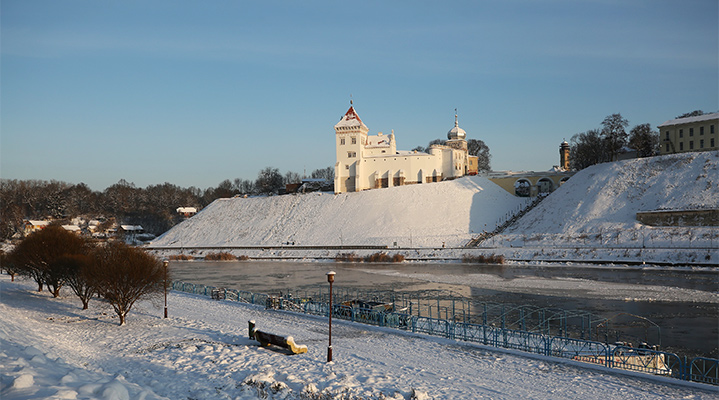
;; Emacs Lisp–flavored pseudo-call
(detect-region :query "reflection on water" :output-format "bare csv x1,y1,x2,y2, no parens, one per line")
169,260,718,358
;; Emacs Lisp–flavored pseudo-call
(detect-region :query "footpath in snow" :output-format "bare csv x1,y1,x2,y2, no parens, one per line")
2,275,717,400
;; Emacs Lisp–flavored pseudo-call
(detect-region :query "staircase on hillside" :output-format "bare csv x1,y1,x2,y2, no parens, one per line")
465,194,548,247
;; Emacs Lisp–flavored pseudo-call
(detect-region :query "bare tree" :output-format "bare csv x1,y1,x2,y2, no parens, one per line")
93,242,166,325
628,123,659,158
284,171,302,185
570,129,610,170
310,167,334,181
1,251,19,281
467,139,492,172
676,110,705,119
9,225,88,296
255,167,284,195
601,113,629,161
56,254,97,310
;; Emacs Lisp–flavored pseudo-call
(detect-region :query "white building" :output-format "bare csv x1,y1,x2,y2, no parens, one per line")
333,106,473,193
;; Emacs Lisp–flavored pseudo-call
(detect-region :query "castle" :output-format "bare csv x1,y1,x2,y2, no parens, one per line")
333,105,477,194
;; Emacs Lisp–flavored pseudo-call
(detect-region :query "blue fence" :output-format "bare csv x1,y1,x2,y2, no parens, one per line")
172,280,718,386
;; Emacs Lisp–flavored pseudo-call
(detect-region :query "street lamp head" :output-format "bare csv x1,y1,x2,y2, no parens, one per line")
326,271,336,283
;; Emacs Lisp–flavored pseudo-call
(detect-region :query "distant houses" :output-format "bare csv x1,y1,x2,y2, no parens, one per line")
19,218,153,243
176,207,197,217
23,220,50,236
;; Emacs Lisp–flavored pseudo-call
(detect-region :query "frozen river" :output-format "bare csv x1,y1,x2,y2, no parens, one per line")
169,260,718,359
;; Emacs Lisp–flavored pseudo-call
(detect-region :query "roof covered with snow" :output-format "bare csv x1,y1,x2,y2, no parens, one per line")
334,106,368,130
658,112,719,127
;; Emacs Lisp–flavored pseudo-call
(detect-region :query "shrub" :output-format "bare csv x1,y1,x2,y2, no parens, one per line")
391,254,405,263
335,253,362,262
204,252,237,261
237,255,250,261
168,254,194,261
461,254,506,264
365,252,392,263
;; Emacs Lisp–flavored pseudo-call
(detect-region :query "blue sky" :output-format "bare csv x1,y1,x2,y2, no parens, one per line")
2,0,717,191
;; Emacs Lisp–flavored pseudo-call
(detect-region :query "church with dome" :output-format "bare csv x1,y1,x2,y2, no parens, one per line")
333,105,478,194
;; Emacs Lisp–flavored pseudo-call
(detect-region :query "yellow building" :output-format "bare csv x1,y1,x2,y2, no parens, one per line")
658,112,718,155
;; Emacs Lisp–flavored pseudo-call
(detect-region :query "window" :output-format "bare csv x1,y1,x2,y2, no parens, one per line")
680,142,684,151
665,131,670,140
345,165,349,170
665,143,669,152
712,138,715,147
700,139,704,148
340,138,345,145
712,125,715,134
700,126,704,135
689,128,694,136
347,151,356,158
679,129,683,138
351,137,357,144
689,141,694,150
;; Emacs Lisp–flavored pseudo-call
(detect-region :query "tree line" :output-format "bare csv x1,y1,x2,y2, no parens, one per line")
0,166,334,240
2,225,166,325
569,110,707,171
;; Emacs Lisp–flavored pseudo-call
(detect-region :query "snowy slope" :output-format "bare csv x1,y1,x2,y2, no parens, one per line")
505,151,719,235
150,152,717,265
152,176,524,248
2,275,716,400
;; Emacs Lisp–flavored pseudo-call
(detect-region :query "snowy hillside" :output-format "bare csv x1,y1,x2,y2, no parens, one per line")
151,176,525,248
488,151,719,265
150,152,718,265
505,151,718,235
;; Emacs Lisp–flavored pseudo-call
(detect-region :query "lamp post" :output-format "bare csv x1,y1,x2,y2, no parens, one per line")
163,260,169,318
327,271,336,362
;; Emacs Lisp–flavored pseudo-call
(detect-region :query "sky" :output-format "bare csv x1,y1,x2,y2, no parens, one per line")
1,0,717,191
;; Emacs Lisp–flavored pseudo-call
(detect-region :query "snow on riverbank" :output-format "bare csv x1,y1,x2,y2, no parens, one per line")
1,275,716,400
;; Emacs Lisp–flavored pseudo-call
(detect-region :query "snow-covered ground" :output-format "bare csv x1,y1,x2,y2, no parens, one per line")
150,152,718,265
150,175,525,249
2,275,717,400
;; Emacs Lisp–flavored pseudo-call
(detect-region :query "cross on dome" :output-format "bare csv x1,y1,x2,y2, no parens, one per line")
447,108,467,140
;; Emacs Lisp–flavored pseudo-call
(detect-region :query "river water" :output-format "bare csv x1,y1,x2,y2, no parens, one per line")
169,260,718,359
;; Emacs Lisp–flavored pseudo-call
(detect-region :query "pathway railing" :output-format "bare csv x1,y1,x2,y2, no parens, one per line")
171,280,718,386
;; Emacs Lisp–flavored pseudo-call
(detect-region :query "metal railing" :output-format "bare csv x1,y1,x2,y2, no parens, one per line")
172,280,718,386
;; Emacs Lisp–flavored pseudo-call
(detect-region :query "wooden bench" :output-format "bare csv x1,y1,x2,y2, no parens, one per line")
248,320,307,355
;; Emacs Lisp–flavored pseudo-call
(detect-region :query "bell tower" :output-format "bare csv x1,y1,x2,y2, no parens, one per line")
560,140,570,171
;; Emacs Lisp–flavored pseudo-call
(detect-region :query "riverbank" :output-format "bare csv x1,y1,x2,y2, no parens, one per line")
2,274,716,400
